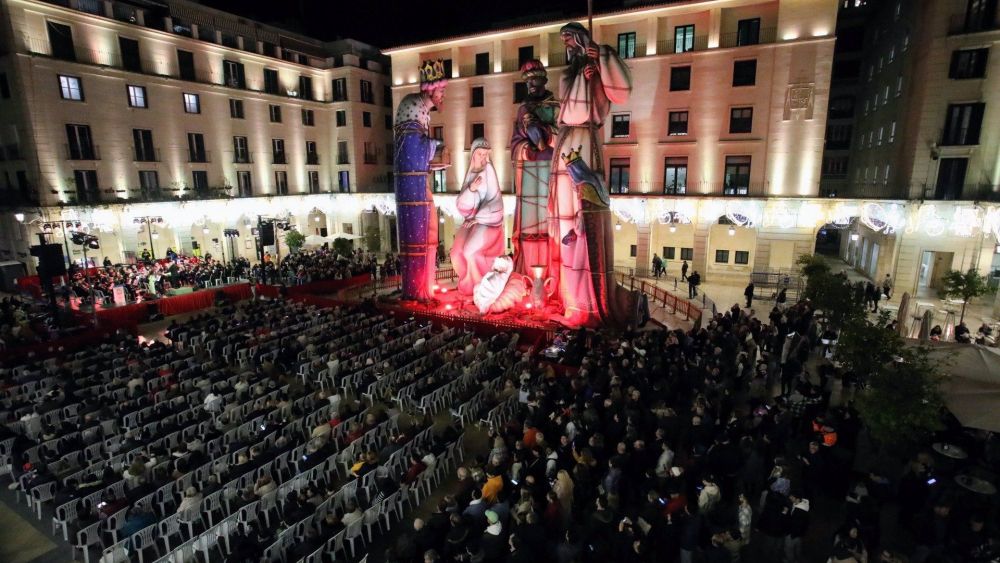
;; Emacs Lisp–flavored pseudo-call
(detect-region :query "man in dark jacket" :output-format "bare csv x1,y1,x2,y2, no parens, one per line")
783,493,810,563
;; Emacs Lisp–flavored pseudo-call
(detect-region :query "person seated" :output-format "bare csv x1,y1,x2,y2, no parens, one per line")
955,322,971,343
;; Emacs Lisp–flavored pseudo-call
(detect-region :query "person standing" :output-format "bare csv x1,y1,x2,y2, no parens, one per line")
681,260,689,281
882,274,892,300
652,254,663,279
688,270,700,299
744,281,755,309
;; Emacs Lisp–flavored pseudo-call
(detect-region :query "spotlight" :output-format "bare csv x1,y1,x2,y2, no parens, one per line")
440,216,445,224
314,216,320,222
525,302,533,309
444,304,452,311
850,233,859,242
440,288,447,294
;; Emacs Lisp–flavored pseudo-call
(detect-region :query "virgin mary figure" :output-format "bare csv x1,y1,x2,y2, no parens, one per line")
451,138,505,295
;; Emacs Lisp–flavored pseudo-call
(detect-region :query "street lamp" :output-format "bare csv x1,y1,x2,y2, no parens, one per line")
133,216,163,259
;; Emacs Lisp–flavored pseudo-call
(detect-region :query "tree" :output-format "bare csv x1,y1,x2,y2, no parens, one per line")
285,230,305,254
797,254,863,329
940,268,989,323
364,225,381,253
332,237,353,257
854,344,946,454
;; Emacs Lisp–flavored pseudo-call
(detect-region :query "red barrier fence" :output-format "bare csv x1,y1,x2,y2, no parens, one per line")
95,283,253,330
254,275,372,300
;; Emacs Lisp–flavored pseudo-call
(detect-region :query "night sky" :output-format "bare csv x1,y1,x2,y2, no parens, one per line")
200,0,635,47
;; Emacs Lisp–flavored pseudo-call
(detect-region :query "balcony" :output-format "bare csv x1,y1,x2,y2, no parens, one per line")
65,144,101,160
948,13,1000,35
272,152,287,165
363,152,378,165
337,154,350,165
233,153,253,164
719,27,777,49
655,35,709,55
187,150,210,163
710,180,769,197
821,182,908,199
2,144,24,160
133,147,160,162
306,153,320,165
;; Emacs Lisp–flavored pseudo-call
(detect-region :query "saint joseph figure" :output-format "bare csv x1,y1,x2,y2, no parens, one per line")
547,22,632,327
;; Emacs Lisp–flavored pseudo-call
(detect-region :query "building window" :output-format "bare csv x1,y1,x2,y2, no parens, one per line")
475,52,490,75
736,18,761,46
729,107,753,134
471,123,485,142
360,79,374,104
138,170,159,192
608,158,630,194
47,21,76,61
950,48,989,79
335,110,346,127
383,85,392,107
183,93,200,114
617,32,637,58
58,75,83,101
191,170,208,191
895,75,903,96
663,157,687,194
733,59,757,86
662,247,676,260
681,247,693,260
433,169,447,193
237,170,252,197
272,138,286,164
274,171,288,195
118,37,141,72
332,78,348,101
65,124,95,160
177,49,196,81
126,85,147,108
306,141,319,165
715,250,730,263
889,45,896,63
432,126,444,141
828,96,855,118
298,75,313,100
0,73,9,98
674,25,695,53
877,126,884,146
133,129,156,161
668,111,688,135
362,111,372,127
222,60,245,89
821,156,849,177
882,85,889,105
611,114,630,138
308,170,320,194
385,114,393,130
229,99,244,119
942,102,985,145
269,104,282,123
302,109,315,126
723,156,751,195
630,245,638,258
471,86,484,107
337,141,349,164
263,68,280,94
338,171,350,193
734,250,750,265
513,82,529,104
363,141,378,164
187,133,206,162
670,66,691,91
965,0,999,32
233,136,250,163
889,121,896,143
342,222,354,235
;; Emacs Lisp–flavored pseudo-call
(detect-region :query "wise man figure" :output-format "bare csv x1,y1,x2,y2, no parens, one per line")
510,59,560,276
451,138,505,296
547,22,632,326
394,60,447,301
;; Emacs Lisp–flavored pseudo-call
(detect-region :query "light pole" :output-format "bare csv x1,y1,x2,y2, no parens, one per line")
41,219,83,270
70,231,100,325
133,216,163,260
223,229,240,266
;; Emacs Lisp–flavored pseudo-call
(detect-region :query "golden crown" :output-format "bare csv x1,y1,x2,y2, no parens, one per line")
561,146,583,164
420,59,447,83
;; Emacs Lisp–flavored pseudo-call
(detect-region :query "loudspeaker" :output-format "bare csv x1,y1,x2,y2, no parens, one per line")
30,244,67,277
260,222,275,246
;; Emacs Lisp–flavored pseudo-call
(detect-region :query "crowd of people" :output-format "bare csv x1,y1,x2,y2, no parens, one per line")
262,248,400,286
61,255,251,306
